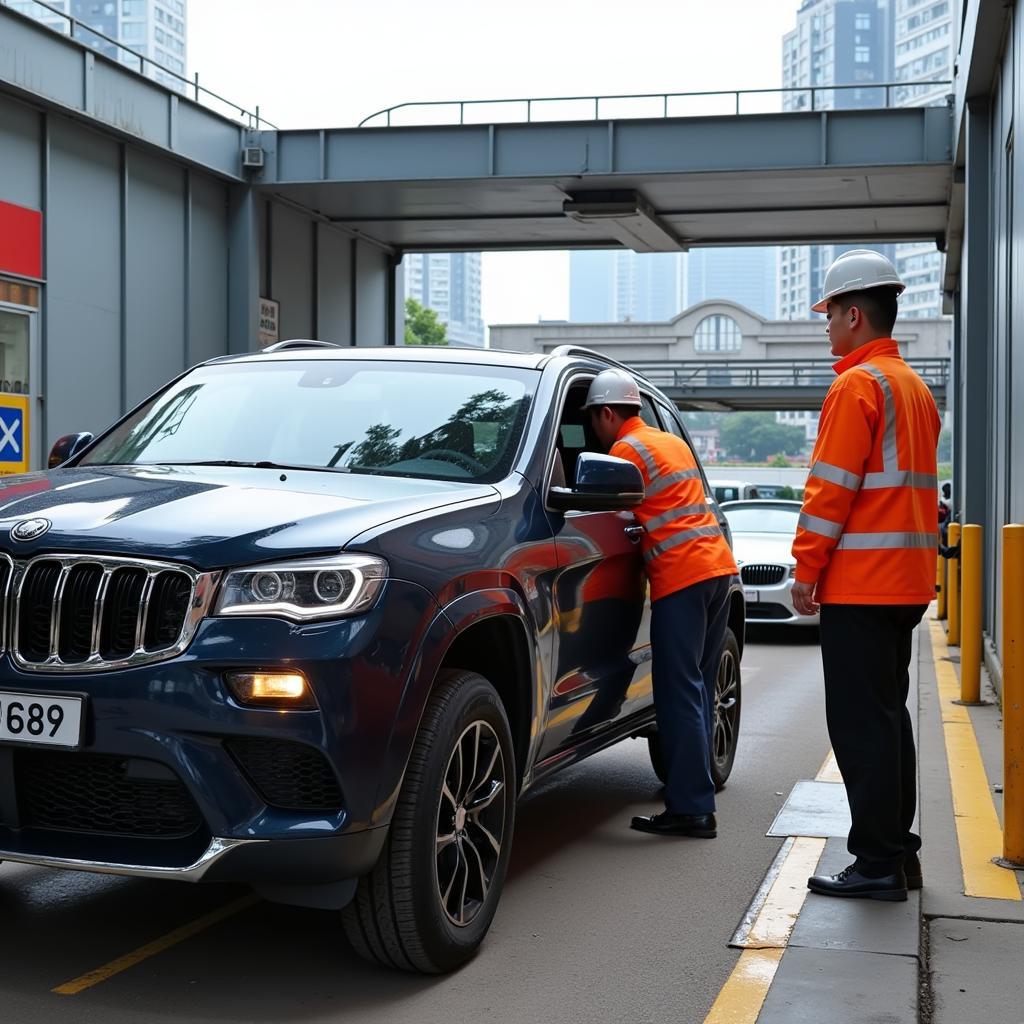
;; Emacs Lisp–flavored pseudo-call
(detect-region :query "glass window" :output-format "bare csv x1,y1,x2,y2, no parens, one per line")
694,315,742,352
0,310,31,395
81,360,539,484
722,505,801,534
855,12,870,29
855,45,871,63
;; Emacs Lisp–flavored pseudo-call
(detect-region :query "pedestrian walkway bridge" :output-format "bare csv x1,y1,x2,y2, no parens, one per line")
629,358,950,411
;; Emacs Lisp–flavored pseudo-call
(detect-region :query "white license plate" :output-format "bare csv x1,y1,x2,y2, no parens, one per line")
0,691,85,748
743,588,760,602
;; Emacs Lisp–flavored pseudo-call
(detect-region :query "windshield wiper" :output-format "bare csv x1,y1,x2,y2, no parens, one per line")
171,460,333,472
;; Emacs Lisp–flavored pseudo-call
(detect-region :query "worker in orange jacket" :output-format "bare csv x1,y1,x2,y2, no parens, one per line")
791,249,941,901
585,369,738,838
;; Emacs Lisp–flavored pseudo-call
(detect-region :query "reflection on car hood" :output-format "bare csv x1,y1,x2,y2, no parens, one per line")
731,532,796,566
0,466,499,569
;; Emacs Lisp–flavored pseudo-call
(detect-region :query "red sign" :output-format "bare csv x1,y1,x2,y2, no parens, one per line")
0,200,42,280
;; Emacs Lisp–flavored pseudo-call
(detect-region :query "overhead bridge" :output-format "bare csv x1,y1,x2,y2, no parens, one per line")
628,358,950,412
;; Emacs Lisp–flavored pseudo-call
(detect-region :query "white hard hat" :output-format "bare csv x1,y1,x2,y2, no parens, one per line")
811,249,905,313
581,368,642,410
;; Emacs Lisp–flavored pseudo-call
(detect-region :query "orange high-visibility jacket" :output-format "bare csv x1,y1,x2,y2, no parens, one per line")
792,338,941,604
611,417,737,602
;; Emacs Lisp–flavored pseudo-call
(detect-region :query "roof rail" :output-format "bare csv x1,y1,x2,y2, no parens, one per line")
546,345,650,380
261,340,342,353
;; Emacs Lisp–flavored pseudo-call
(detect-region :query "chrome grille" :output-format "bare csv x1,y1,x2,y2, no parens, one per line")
7,554,219,672
740,563,788,587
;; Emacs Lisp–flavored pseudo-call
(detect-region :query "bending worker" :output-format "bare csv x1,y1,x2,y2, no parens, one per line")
584,370,738,838
791,249,940,901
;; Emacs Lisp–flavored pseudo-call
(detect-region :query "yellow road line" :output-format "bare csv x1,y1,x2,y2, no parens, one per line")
927,619,1022,901
53,894,259,995
703,948,785,1024
740,837,826,949
816,749,843,783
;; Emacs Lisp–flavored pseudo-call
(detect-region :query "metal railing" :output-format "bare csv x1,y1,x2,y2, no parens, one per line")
358,81,953,128
2,0,276,129
628,357,950,391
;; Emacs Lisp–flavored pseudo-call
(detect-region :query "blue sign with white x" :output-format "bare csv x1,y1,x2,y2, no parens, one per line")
0,406,24,464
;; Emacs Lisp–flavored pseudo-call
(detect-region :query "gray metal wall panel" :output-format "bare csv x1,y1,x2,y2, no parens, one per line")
355,242,387,344
494,124,610,176
270,203,314,340
176,102,243,180
125,149,185,407
278,131,321,182
189,174,229,365
1012,8,1024,529
93,63,169,148
0,16,84,113
0,94,41,209
324,128,489,182
317,228,353,345
45,119,121,440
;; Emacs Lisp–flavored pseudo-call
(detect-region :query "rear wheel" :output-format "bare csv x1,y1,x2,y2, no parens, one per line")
646,626,742,794
342,669,515,973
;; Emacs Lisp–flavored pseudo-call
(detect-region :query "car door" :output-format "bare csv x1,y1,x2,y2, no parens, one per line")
536,376,654,761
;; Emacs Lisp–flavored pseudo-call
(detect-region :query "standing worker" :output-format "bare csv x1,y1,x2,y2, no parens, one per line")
583,370,738,838
791,249,940,901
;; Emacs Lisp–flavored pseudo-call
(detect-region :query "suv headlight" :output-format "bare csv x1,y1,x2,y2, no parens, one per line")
214,554,388,621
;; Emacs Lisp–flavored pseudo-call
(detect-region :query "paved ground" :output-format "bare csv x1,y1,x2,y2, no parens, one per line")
0,627,829,1024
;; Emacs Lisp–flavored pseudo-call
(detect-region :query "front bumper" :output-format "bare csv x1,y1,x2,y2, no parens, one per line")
742,578,819,626
0,579,435,886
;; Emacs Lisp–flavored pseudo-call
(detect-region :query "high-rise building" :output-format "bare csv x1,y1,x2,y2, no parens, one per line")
892,0,956,318
779,0,894,319
7,0,187,92
686,248,778,320
404,253,484,347
569,251,684,323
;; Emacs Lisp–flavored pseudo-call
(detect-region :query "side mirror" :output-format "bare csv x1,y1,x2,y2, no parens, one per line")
549,452,644,512
48,432,94,469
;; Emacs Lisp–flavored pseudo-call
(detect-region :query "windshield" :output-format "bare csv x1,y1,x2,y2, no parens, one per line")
81,360,538,483
723,505,801,534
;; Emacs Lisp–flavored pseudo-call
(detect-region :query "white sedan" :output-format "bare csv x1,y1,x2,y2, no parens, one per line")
720,499,819,627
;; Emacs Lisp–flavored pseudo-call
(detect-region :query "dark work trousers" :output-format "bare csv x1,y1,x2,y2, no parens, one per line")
651,574,731,816
819,603,928,877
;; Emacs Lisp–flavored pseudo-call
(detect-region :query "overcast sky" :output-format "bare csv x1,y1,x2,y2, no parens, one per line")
188,1,801,329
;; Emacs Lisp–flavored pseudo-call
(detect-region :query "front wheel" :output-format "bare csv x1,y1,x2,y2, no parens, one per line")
342,669,515,973
646,626,742,793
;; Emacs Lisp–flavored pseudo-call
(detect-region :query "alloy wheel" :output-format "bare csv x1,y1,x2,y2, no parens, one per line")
713,645,739,769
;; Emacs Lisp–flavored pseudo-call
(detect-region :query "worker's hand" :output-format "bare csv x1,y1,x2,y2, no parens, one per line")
791,580,820,616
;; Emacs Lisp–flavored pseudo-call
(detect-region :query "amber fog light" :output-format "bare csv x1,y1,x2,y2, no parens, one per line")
225,671,316,709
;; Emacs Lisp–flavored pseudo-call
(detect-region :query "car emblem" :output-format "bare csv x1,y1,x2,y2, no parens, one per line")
11,518,52,542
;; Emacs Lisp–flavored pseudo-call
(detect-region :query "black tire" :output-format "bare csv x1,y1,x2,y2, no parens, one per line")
341,669,516,973
646,626,742,794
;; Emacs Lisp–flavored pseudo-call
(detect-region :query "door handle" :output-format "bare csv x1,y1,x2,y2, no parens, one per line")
624,525,644,541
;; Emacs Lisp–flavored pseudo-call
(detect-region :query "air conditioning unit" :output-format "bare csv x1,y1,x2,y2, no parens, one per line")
242,146,265,169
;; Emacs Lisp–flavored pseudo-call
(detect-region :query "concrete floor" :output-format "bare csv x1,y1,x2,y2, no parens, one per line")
0,627,829,1024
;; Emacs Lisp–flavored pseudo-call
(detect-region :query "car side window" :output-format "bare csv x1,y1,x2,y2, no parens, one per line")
547,379,601,493
638,395,660,428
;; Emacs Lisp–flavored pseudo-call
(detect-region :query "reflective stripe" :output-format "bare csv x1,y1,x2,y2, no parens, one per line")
643,524,721,565
860,363,898,471
809,460,862,491
798,511,843,539
646,467,702,496
645,503,713,533
616,435,659,479
861,470,939,490
836,531,937,550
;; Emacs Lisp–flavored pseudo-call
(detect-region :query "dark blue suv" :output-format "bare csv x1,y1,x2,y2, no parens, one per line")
0,343,743,972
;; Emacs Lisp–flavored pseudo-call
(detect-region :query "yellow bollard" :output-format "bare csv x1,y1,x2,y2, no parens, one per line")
947,522,961,646
960,524,983,704
1002,525,1024,867
937,551,947,619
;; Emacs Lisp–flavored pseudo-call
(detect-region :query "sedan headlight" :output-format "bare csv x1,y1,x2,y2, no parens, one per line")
215,554,388,621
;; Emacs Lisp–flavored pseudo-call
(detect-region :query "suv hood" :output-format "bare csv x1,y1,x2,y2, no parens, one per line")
0,466,499,569
732,532,796,566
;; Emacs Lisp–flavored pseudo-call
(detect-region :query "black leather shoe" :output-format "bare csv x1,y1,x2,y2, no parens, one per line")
904,852,922,891
807,863,907,901
630,811,717,838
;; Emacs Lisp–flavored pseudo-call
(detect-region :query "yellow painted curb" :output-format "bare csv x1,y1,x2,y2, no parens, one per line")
927,619,1022,901
704,947,785,1024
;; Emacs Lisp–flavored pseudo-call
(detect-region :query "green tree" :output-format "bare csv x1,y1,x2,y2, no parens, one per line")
769,453,791,468
719,412,807,463
404,298,448,346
